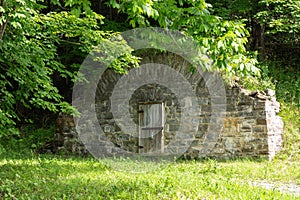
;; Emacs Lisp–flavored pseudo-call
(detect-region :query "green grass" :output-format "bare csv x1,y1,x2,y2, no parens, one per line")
0,152,299,199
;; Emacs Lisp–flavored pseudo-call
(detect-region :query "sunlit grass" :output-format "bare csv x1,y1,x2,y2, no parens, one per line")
0,153,299,199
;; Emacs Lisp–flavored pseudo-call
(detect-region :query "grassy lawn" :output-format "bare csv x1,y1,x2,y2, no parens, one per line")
0,152,299,199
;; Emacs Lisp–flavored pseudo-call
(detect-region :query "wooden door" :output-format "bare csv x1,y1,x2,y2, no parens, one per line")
138,103,164,154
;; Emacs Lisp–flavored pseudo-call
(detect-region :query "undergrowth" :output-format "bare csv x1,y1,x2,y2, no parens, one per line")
269,63,300,161
0,125,55,154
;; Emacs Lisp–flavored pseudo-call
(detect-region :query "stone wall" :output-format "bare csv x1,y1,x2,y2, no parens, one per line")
56,53,283,159
188,87,283,159
55,113,88,155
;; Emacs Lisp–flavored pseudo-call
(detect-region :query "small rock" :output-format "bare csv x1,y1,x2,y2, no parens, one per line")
264,89,276,97
256,93,270,100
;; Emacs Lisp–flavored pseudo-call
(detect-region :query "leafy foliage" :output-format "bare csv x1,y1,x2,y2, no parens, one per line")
108,0,260,78
0,0,65,135
0,0,140,136
255,0,300,40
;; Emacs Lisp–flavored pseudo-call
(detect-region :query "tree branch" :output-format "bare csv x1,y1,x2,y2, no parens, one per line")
0,0,5,18
59,39,84,46
0,16,10,41
0,6,16,41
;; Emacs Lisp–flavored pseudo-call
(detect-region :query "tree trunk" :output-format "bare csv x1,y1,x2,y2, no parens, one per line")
250,0,266,61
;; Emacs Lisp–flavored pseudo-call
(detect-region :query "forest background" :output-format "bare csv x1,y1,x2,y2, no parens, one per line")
0,0,299,158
